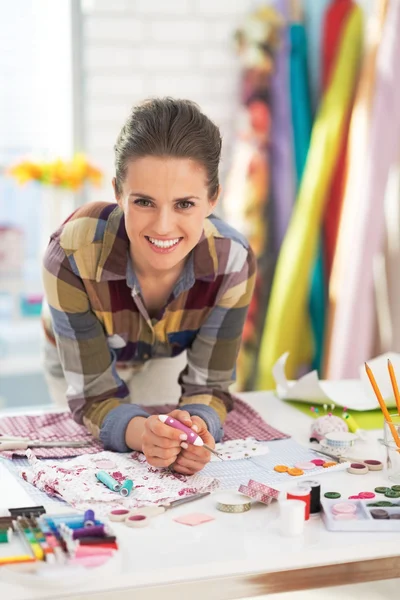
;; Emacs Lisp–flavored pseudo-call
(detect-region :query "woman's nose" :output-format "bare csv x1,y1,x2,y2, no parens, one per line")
154,208,175,235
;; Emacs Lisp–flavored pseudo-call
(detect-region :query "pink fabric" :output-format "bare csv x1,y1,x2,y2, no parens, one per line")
21,450,219,516
173,513,215,526
0,398,288,459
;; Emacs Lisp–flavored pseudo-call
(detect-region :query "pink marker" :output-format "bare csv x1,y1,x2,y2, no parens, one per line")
158,415,222,459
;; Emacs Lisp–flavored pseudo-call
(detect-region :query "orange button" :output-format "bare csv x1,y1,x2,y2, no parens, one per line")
288,468,304,476
323,461,337,468
274,465,289,473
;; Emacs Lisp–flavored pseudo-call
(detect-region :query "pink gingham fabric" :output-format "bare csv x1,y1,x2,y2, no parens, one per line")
0,398,288,459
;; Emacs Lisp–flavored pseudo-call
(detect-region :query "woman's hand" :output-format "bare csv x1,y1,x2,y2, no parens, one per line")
140,409,194,469
172,415,215,476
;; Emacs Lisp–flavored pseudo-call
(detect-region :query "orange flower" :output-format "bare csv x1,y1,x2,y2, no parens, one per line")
7,154,103,190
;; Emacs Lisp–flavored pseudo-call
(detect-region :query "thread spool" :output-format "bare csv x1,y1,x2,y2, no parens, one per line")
71,525,106,540
286,486,311,520
119,479,134,497
279,500,305,536
95,470,121,492
299,480,321,514
84,509,95,527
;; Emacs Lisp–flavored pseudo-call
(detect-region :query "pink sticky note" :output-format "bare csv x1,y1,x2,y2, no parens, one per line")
173,513,215,526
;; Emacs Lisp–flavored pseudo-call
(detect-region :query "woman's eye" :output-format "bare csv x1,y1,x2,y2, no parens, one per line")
134,199,153,207
177,200,194,210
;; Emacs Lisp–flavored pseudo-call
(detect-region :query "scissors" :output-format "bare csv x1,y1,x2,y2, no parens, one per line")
128,492,212,518
0,436,89,451
158,415,223,460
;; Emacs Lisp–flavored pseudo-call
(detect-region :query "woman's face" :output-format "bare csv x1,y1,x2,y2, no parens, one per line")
114,156,218,275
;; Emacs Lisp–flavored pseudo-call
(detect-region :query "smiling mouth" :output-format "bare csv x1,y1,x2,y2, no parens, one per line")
145,236,183,250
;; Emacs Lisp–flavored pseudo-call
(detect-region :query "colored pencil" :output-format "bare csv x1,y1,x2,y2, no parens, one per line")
365,362,400,448
387,359,400,415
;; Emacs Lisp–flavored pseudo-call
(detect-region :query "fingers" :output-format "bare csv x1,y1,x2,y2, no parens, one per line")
167,409,193,427
146,455,179,469
173,444,211,475
146,415,188,444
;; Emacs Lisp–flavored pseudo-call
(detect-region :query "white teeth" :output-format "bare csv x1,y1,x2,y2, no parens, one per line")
148,237,180,248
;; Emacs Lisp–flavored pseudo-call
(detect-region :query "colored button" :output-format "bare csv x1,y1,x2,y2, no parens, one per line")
310,459,325,466
370,509,389,519
324,492,341,499
287,468,304,476
389,513,400,519
348,495,361,499
274,465,289,473
323,461,337,468
385,490,400,498
295,462,315,470
332,502,357,515
375,486,390,494
375,501,394,507
358,492,375,499
334,513,357,520
391,485,400,492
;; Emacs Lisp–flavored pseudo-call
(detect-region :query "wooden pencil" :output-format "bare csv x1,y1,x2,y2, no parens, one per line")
364,362,400,448
387,359,400,415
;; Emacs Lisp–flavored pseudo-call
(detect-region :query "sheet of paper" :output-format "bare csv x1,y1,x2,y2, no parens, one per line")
272,352,399,411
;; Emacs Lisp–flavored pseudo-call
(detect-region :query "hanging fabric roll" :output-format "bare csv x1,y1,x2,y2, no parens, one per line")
256,3,363,389
325,0,400,379
322,0,356,281
270,0,296,252
288,2,315,374
223,7,284,390
302,0,332,115
324,0,389,377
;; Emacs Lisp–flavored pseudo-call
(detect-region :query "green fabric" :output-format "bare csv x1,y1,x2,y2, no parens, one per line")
286,399,385,430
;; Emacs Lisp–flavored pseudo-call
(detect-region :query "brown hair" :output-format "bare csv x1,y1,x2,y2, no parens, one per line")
114,97,222,199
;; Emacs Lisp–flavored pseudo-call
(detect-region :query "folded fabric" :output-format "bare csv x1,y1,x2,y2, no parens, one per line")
20,450,219,517
0,398,289,459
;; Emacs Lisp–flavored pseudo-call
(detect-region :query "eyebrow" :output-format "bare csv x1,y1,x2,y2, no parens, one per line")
129,193,200,202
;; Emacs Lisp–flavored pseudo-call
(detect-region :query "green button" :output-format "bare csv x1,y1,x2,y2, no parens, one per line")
385,490,400,498
324,492,341,499
374,487,390,494
391,485,400,492
376,501,395,506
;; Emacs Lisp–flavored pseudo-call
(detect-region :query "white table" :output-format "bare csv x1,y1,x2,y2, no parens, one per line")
0,391,399,600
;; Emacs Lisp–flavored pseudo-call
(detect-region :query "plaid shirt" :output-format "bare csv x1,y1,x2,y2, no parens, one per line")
42,202,256,451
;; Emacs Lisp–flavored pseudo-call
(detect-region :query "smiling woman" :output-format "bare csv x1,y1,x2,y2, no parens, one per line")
41,97,256,476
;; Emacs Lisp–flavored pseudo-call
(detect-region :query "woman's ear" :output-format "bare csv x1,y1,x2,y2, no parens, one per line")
112,177,122,208
207,185,222,216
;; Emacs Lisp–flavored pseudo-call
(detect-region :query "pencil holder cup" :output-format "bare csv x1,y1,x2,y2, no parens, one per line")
384,414,400,483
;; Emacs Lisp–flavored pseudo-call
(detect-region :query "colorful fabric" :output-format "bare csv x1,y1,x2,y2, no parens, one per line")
256,4,363,389
322,0,355,281
270,0,296,251
0,398,288,460
303,0,332,113
325,0,400,378
42,202,256,449
20,449,220,516
289,19,324,375
223,7,284,390
324,0,388,376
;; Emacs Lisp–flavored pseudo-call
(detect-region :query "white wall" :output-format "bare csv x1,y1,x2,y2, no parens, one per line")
80,0,261,203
